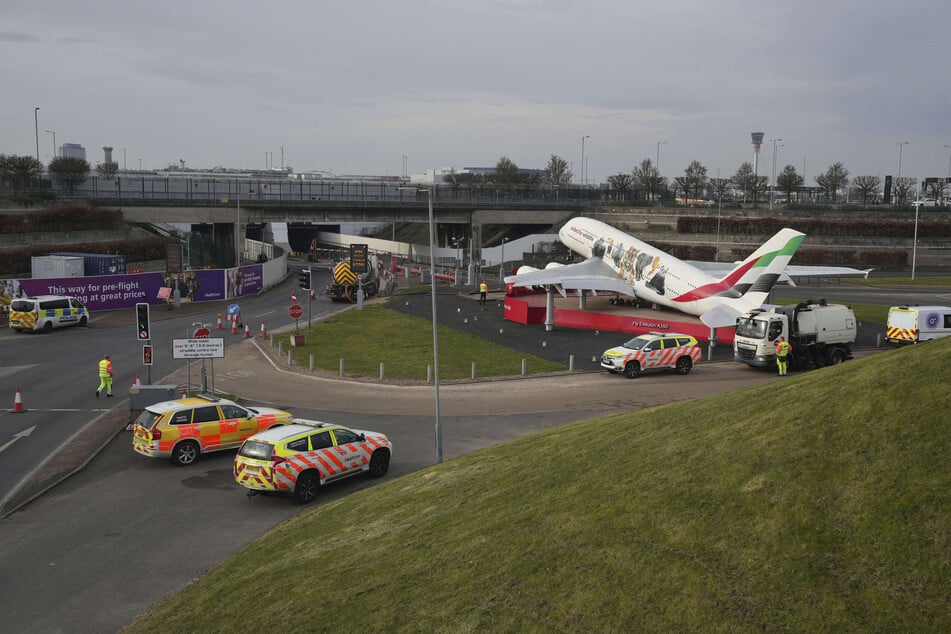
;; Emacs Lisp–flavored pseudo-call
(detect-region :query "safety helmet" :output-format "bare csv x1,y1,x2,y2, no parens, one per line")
104,354,110,359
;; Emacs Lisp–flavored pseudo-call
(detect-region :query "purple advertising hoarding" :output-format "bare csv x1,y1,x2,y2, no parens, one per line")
11,264,264,312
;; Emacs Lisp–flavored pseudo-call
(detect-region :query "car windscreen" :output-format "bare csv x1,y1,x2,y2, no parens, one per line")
238,441,273,460
622,337,650,350
736,317,767,339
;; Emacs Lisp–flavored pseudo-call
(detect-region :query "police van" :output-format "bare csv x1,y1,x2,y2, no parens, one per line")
8,295,90,332
886,305,951,345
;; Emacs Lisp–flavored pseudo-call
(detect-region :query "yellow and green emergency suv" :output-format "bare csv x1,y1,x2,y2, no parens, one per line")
234,419,392,504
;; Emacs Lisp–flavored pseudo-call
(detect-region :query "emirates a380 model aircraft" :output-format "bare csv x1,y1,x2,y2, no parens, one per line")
504,217,863,329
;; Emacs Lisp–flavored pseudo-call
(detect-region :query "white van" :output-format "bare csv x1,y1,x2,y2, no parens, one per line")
886,305,951,345
8,295,90,332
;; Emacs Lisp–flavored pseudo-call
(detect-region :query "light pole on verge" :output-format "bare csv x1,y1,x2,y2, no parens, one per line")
769,138,783,210
580,136,589,185
896,141,909,207
34,107,40,163
399,186,442,464
499,237,509,283
45,130,56,160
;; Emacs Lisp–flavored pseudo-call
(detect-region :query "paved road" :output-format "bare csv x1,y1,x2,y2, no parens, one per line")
0,282,897,632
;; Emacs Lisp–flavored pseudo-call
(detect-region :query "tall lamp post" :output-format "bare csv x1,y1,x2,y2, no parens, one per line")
944,144,951,205
34,107,40,163
499,237,509,282
45,130,56,160
896,141,910,208
912,183,920,280
580,135,589,185
656,140,667,204
400,187,442,463
769,138,783,210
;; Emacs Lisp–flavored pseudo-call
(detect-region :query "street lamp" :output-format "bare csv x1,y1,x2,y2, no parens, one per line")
34,107,40,163
580,135,589,185
45,130,56,160
399,186,442,464
896,141,910,208
499,237,509,282
769,138,783,210
656,140,667,175
943,144,951,204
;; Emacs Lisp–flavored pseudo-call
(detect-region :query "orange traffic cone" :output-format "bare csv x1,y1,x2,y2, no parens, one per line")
13,386,25,413
244,323,251,338
259,322,266,337
231,315,238,334
133,373,141,386
217,313,223,329
181,388,187,398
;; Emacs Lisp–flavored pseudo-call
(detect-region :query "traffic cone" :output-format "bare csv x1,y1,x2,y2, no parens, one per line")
259,322,266,337
231,315,238,334
181,388,187,398
244,323,251,338
13,386,25,413
217,313,223,329
133,373,141,386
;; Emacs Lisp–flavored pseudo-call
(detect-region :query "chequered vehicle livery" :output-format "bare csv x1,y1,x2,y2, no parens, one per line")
132,395,294,466
600,332,702,378
234,419,392,504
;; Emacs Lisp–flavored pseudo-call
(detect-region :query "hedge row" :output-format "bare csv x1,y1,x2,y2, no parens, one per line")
676,215,951,238
0,237,176,276
0,205,124,234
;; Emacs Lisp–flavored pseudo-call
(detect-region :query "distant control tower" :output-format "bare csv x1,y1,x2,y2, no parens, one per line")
102,146,114,164
750,132,764,178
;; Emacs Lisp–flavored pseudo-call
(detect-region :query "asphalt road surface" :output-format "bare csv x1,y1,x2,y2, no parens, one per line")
0,280,910,632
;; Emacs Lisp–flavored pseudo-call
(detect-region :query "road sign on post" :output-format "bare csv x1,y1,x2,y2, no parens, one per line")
193,327,211,338
291,291,298,304
288,304,304,320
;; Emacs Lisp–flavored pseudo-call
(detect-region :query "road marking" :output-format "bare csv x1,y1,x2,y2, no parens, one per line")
0,365,39,380
0,425,36,454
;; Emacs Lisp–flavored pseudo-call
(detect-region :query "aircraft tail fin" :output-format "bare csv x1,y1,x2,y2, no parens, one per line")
719,228,805,307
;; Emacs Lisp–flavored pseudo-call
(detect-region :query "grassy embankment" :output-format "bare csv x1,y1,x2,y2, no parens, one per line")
129,337,951,632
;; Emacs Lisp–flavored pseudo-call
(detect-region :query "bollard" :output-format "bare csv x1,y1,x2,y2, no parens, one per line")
427,365,433,383
876,333,881,347
569,354,575,372
287,351,292,366
278,341,283,356
309,354,314,371
521,359,527,375
471,362,477,380
339,359,344,378
380,363,385,380
270,334,274,346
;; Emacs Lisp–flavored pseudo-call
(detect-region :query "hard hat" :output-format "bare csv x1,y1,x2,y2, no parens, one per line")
104,354,110,359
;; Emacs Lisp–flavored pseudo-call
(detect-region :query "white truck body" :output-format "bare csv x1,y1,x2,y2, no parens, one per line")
734,300,857,370
886,306,951,344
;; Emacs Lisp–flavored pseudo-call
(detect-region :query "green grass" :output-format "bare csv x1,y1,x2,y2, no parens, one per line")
273,302,565,380
128,338,951,632
846,276,951,287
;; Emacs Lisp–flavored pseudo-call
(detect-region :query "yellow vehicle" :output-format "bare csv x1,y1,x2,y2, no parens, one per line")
234,419,392,504
132,395,294,466
9,295,89,332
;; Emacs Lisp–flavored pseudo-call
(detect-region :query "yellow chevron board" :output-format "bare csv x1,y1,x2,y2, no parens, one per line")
333,261,357,284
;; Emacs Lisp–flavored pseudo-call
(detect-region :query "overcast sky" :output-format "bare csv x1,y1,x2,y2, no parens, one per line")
3,0,950,184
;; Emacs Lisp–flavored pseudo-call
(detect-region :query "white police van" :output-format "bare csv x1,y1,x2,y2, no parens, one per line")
8,295,90,332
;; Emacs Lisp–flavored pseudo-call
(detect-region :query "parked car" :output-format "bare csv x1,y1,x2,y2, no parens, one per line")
600,332,702,378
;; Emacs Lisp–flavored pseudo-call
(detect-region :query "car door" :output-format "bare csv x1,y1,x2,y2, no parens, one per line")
307,430,340,483
190,404,226,450
220,403,253,447
641,339,662,370
329,428,366,475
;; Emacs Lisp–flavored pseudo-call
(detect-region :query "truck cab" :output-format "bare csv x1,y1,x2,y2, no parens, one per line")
734,300,856,370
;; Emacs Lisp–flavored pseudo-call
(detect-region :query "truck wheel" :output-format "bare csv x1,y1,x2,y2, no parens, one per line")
828,349,846,365
675,357,693,375
623,361,641,379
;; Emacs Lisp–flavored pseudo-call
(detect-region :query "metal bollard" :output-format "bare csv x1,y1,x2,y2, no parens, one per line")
270,334,274,347
427,365,433,383
309,354,314,371
569,354,574,372
339,359,345,378
278,341,283,356
471,362,477,380
521,359,527,375
380,363,385,380
287,351,292,366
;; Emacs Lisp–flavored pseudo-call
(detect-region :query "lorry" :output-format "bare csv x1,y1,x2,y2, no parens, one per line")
885,305,951,345
733,299,857,370
326,253,381,302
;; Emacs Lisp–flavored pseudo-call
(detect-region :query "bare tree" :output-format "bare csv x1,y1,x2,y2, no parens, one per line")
732,162,767,204
708,177,732,201
684,160,708,198
632,158,665,203
672,176,690,200
543,154,572,188
850,175,882,204
607,172,634,202
0,154,44,191
48,156,90,195
924,178,947,203
815,162,849,203
97,161,119,180
893,176,917,209
776,165,804,202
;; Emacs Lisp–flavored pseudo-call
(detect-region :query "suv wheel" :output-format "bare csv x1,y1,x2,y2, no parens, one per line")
675,357,693,375
368,449,390,478
294,471,320,504
171,440,200,466
623,361,641,379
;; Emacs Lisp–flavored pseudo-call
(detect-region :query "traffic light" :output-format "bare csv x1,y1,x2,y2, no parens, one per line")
136,302,151,341
298,269,312,290
142,344,153,366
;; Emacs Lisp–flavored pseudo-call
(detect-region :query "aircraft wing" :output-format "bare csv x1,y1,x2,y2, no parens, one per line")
504,257,635,295
687,261,871,280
